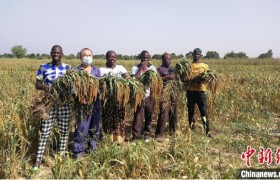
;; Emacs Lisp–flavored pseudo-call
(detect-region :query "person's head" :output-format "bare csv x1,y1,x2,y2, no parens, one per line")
161,52,172,67
192,48,202,62
140,50,150,65
50,45,63,65
105,50,117,68
80,48,93,66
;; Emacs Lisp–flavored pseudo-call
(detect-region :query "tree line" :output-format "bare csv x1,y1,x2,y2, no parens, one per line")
0,45,274,60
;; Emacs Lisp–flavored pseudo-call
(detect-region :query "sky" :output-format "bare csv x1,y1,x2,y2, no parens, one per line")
0,0,280,58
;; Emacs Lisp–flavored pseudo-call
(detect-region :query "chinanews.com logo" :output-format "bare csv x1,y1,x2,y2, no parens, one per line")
238,169,280,179
238,146,280,179
240,146,277,167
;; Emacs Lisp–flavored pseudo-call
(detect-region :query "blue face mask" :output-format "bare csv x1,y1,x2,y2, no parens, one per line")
82,56,93,65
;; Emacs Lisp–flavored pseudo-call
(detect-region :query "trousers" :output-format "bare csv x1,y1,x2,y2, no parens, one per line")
35,104,71,163
187,91,210,133
132,97,154,139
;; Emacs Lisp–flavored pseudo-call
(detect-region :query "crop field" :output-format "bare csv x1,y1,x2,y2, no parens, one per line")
0,58,280,179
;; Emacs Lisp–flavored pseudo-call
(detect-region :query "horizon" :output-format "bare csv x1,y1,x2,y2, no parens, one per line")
0,0,279,58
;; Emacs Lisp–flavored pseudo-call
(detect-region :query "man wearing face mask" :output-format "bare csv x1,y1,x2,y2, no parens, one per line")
72,48,101,159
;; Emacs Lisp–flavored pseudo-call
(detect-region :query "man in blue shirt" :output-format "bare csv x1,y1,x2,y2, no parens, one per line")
32,45,72,171
72,48,101,158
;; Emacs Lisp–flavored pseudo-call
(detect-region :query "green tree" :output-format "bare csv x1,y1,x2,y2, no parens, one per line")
66,54,75,59
123,55,129,60
237,52,248,59
41,53,51,59
185,51,192,59
117,54,123,60
93,54,105,59
27,53,36,59
177,54,184,59
152,54,161,60
76,52,81,59
11,45,27,58
258,49,273,59
205,51,220,59
224,51,248,59
3,53,14,58
170,53,176,59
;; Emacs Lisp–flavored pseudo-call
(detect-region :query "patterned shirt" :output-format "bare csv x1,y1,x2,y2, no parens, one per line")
36,62,72,85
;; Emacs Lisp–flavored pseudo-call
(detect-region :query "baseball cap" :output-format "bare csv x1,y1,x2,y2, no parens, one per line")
193,48,202,55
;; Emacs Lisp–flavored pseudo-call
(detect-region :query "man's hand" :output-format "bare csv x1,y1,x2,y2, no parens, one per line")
122,72,130,79
140,60,149,71
44,85,54,94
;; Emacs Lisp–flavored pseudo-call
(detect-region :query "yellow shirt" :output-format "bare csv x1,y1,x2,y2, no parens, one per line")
187,62,209,91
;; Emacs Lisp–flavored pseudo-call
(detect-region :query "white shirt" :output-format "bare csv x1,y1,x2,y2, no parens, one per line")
131,65,157,77
100,65,127,78
131,64,157,98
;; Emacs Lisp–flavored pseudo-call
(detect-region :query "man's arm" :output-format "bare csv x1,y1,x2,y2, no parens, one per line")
35,80,53,93
162,73,176,80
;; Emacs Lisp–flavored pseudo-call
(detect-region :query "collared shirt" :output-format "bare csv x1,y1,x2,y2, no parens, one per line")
36,62,71,85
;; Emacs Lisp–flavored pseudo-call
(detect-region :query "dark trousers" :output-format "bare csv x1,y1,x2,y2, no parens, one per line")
73,103,101,155
132,97,154,139
187,91,210,133
155,99,178,138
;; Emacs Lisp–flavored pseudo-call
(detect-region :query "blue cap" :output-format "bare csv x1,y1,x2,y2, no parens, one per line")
193,48,202,55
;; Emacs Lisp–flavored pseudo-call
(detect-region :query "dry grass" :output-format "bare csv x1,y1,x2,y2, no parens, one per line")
0,58,280,178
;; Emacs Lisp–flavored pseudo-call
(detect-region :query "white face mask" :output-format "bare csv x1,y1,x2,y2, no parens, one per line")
82,56,93,65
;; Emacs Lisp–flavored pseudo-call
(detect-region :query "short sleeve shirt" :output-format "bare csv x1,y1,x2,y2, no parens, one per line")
131,63,157,98
187,62,209,91
131,64,157,76
100,65,127,78
36,62,71,85
157,66,175,84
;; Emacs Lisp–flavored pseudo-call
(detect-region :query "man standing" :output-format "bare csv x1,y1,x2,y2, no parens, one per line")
33,45,72,171
100,50,130,143
131,50,157,142
187,48,211,137
72,48,101,159
155,52,178,141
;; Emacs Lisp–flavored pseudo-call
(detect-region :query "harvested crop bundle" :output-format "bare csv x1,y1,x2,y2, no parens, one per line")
140,70,163,100
191,69,218,94
52,69,99,105
29,92,54,120
175,58,192,82
99,75,145,111
30,70,100,120
127,78,145,111
160,79,182,110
